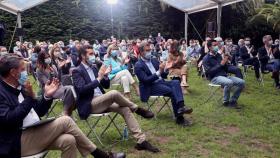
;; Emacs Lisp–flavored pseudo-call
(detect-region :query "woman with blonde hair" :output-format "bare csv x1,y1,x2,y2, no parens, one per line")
104,44,140,99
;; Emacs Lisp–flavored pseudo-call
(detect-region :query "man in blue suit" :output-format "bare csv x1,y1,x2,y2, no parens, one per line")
135,42,193,127
72,45,160,153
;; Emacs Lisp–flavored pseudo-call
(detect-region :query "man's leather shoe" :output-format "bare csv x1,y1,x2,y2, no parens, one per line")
177,107,193,115
176,116,192,127
135,140,160,153
135,108,154,119
109,152,126,158
228,101,242,109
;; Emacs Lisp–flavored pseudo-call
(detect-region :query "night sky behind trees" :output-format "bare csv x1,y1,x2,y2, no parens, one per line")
0,0,278,47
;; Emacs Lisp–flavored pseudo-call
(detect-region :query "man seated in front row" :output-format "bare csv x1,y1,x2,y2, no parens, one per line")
0,55,125,158
72,45,160,153
135,42,193,127
203,40,245,108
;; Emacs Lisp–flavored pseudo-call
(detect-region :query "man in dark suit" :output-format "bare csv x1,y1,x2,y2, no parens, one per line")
0,54,125,158
72,45,160,153
135,42,193,127
239,37,260,80
258,35,280,89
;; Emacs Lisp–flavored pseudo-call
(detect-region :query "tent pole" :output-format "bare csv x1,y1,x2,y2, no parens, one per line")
17,12,23,43
217,3,222,37
185,12,188,42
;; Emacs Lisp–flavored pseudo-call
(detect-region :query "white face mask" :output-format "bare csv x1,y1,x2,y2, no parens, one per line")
268,40,273,45
245,41,250,45
0,51,8,56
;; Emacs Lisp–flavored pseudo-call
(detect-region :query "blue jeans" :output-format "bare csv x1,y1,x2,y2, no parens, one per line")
150,80,184,117
266,60,280,72
211,76,245,103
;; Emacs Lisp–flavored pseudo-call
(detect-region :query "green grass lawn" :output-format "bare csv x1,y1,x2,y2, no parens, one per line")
36,67,280,158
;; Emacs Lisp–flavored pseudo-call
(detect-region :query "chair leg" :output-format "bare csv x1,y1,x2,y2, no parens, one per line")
201,87,221,105
46,101,58,118
100,114,122,138
85,118,104,146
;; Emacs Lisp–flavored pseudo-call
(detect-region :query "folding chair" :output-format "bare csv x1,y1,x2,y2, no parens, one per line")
145,96,174,119
46,99,62,118
21,151,48,158
200,83,222,105
111,83,122,90
85,113,122,146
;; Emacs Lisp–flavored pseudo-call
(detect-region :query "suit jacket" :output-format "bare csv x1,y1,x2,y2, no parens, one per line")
72,63,110,120
135,58,168,102
258,46,280,66
239,46,257,61
0,79,53,158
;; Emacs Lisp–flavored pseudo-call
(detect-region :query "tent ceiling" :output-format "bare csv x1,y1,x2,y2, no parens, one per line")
160,0,244,14
0,0,49,15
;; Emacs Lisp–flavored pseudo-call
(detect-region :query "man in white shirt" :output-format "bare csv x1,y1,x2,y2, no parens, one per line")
72,45,160,153
0,54,125,158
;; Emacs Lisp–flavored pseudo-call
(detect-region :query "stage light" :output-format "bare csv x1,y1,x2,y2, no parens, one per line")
107,0,118,5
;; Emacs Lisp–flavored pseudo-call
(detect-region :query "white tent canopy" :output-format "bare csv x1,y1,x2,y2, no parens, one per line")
160,0,244,14
0,0,49,42
0,0,48,15
160,0,244,40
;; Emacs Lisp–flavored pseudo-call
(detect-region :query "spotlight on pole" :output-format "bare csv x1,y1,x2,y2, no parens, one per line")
107,0,118,5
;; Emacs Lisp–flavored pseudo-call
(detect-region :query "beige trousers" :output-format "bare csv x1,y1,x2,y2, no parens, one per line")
111,69,135,93
91,90,146,144
21,116,96,158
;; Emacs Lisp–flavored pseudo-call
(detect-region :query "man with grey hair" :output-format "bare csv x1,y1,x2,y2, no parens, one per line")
258,35,280,89
0,54,125,158
135,41,193,127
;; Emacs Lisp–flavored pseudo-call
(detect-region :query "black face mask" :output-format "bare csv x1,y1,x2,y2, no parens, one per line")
66,50,71,55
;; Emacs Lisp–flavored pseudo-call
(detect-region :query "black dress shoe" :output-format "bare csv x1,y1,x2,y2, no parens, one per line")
135,108,154,119
223,101,229,107
177,107,193,115
109,152,126,158
135,141,160,153
176,116,192,127
228,101,242,109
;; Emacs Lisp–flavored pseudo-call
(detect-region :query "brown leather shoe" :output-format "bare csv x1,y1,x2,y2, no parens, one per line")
135,141,160,153
135,108,154,119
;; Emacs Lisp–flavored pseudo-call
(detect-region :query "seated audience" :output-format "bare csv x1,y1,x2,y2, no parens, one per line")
104,45,140,99
36,52,76,116
0,54,125,158
239,37,260,80
203,40,245,108
135,42,193,127
258,35,280,89
72,45,160,153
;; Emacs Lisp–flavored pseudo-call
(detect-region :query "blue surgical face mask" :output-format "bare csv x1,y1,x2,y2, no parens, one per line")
18,71,28,85
111,50,119,57
213,46,219,54
144,51,152,60
87,55,96,65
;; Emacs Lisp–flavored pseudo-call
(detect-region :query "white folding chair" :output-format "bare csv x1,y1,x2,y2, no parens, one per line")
111,83,122,90
200,83,222,105
85,113,122,146
145,96,174,119
46,99,62,118
21,151,48,158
